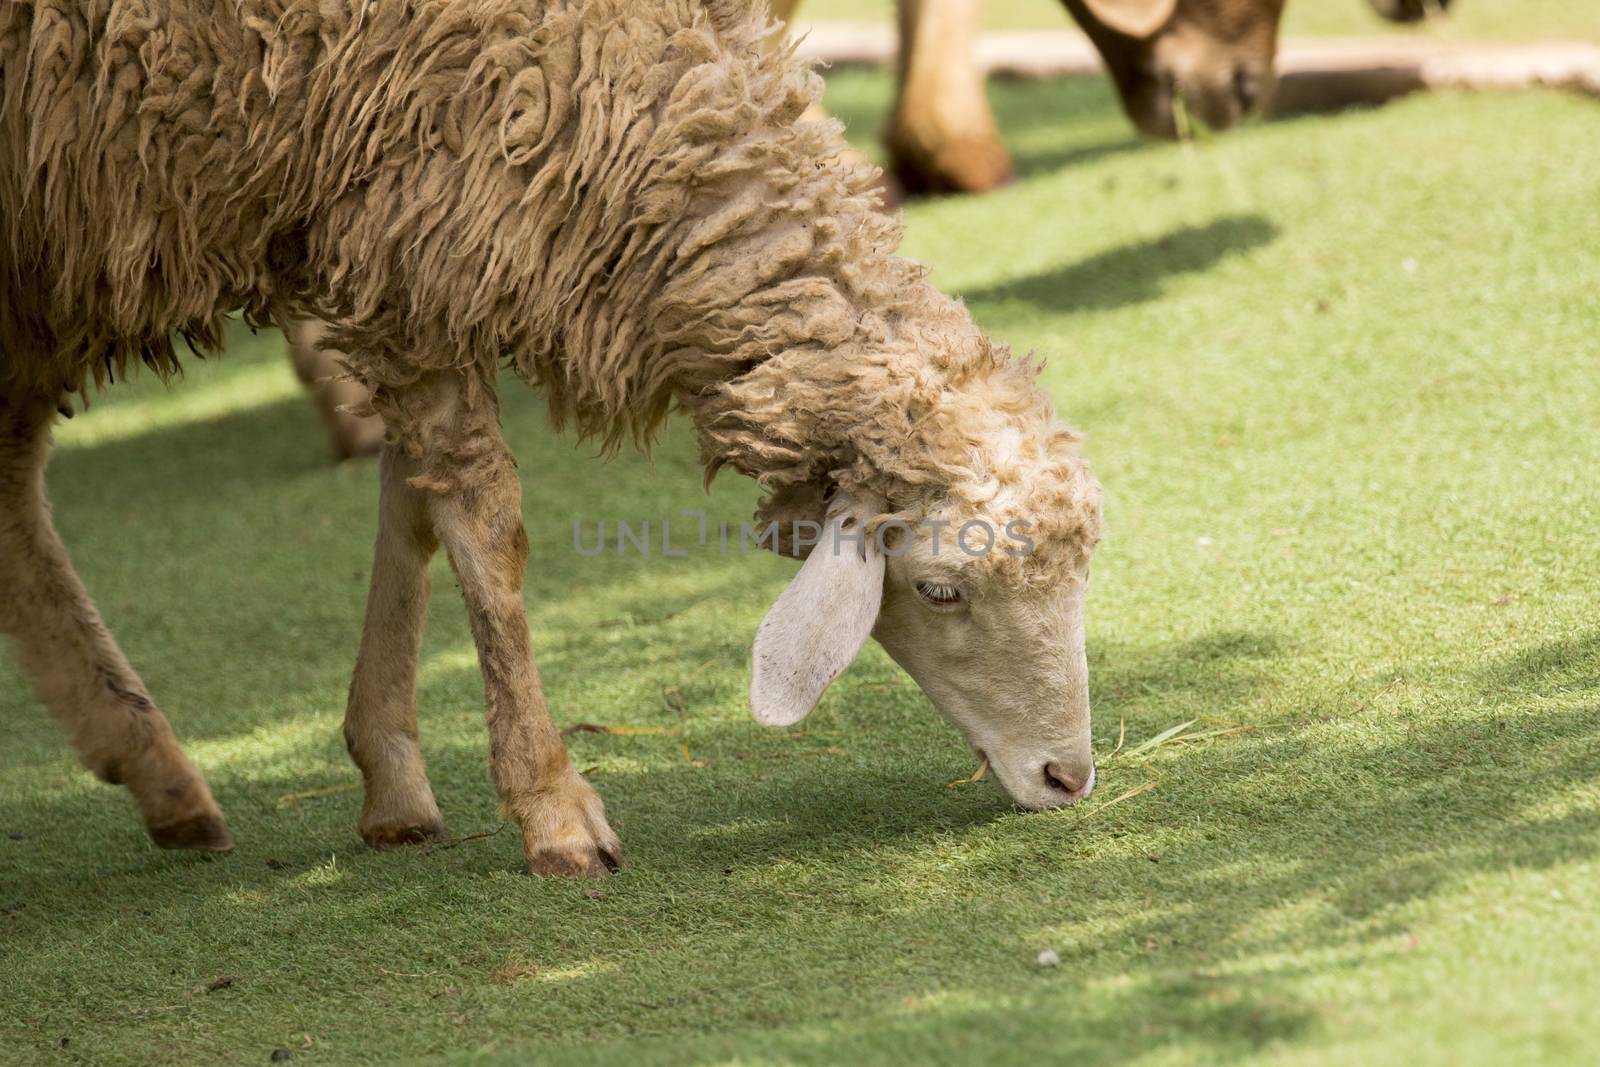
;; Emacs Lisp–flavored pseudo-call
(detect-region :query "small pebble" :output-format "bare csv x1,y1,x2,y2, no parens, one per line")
270,1050,294,1062
1036,948,1061,967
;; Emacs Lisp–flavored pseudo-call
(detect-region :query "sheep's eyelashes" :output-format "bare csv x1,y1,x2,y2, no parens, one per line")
914,581,964,609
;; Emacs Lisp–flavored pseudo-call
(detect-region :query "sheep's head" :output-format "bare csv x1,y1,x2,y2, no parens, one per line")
1063,0,1286,138
745,341,1103,811
1366,0,1454,23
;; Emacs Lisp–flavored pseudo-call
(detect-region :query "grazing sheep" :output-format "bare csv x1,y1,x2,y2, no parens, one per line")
783,0,1456,194
0,0,1102,875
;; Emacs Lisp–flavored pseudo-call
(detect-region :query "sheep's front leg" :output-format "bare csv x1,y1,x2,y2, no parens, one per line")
344,445,447,846
379,371,621,876
887,0,1013,195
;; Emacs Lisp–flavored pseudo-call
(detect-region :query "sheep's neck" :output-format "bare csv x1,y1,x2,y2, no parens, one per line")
674,256,984,502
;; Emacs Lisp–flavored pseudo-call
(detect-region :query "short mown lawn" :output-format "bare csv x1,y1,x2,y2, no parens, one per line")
3,66,1598,1067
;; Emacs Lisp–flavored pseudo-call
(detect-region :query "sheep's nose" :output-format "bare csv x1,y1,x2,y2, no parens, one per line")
1232,65,1266,114
1043,761,1095,802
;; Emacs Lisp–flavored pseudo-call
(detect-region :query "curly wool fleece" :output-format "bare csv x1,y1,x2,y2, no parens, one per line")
0,0,1099,579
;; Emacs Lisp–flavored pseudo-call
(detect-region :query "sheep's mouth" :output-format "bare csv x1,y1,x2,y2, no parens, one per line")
1131,69,1274,141
1124,72,1182,140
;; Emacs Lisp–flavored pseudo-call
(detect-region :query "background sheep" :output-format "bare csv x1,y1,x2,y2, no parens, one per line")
776,0,1458,194
0,0,1100,875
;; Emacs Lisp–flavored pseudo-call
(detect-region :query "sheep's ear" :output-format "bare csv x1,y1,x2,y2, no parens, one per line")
750,506,884,727
1080,0,1177,38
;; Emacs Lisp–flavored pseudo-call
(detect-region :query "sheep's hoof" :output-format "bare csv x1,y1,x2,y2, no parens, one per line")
886,132,1015,198
360,819,447,849
514,773,622,878
526,841,623,879
149,814,235,852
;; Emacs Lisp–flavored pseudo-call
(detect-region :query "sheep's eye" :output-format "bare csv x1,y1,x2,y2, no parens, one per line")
914,581,964,609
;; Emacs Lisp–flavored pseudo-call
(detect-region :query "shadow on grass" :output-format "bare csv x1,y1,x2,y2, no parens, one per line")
0,618,1296,922
8,628,1595,1062
958,215,1279,314
4,605,1598,1063
1485,631,1600,692
1008,136,1144,181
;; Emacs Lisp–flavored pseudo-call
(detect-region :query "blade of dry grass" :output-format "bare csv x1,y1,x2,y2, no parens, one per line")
1083,780,1159,818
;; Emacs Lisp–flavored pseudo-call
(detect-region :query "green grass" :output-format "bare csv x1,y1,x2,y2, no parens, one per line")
800,0,1600,40
4,73,1600,1067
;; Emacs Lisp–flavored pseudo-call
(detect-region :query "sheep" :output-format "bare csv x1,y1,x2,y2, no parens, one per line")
0,0,1103,876
782,0,1458,194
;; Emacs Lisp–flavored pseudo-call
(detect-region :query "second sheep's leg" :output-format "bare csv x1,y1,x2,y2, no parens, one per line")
287,320,387,460
371,370,621,876
887,0,1014,195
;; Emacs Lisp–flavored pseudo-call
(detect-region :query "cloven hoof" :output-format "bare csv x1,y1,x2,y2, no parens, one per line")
360,820,448,849
526,844,623,879
149,814,236,852
888,132,1016,197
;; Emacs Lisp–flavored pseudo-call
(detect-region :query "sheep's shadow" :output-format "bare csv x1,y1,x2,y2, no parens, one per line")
959,215,1279,314
500,644,1600,1062
1483,630,1600,692
0,622,1293,928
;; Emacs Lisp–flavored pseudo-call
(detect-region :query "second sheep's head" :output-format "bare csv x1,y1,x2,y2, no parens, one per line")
1064,0,1286,138
739,327,1104,812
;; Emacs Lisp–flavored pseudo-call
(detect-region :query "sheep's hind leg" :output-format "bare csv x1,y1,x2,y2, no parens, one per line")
377,371,620,876
287,320,387,460
343,445,447,847
0,392,231,850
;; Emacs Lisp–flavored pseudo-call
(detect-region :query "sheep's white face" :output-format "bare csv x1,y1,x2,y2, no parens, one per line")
872,554,1095,810
749,501,1097,810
